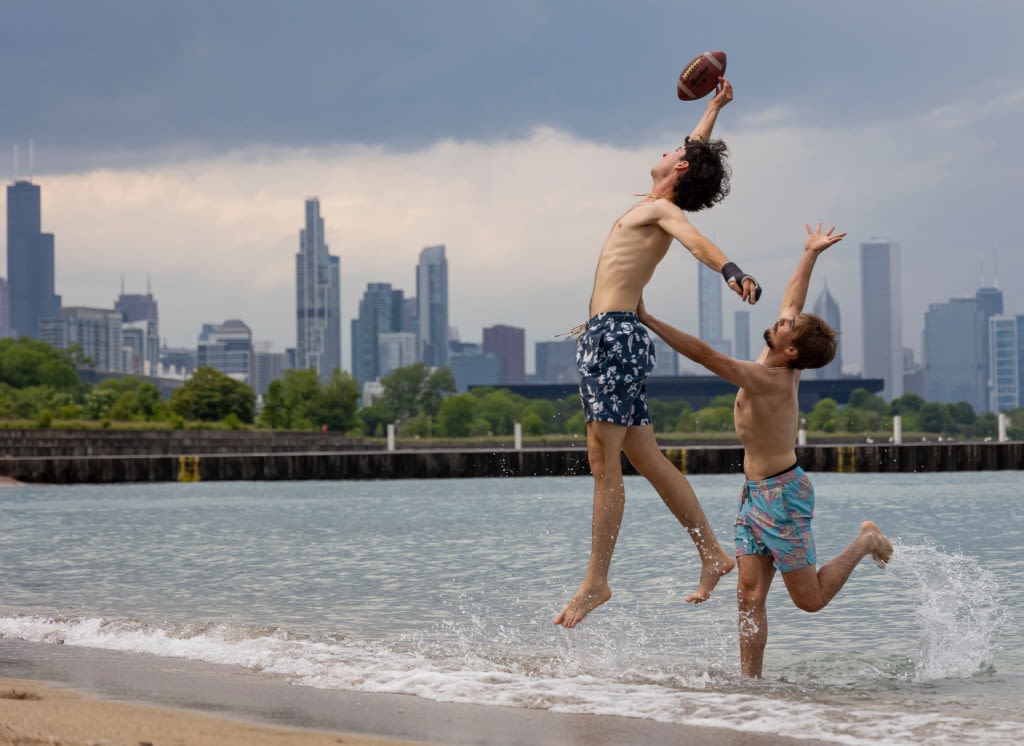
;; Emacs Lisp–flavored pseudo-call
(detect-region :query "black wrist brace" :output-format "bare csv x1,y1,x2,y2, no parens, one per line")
721,262,763,302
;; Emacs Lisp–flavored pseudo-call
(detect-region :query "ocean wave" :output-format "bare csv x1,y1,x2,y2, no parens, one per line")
1,612,1020,745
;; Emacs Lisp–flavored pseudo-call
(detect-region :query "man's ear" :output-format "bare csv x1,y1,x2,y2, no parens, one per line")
784,345,799,363
674,160,689,173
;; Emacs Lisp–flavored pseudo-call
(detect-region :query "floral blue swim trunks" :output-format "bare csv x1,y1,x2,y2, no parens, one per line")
577,311,656,426
734,465,817,573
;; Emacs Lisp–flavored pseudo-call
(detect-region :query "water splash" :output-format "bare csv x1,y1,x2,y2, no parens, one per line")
886,541,1006,681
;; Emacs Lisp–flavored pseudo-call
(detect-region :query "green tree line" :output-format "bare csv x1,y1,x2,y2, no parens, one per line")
1,337,1021,439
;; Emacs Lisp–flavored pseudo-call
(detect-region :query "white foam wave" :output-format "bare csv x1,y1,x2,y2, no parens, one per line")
1,613,1020,745
887,541,1007,681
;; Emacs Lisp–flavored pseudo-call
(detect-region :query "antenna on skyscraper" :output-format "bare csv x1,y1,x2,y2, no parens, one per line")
994,248,999,288
121,275,125,295
28,138,34,180
12,144,18,181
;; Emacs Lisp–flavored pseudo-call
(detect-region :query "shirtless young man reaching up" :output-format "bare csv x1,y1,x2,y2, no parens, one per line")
554,78,762,629
638,224,894,676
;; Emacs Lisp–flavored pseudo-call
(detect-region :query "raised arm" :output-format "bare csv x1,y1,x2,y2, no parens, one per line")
688,78,733,142
653,200,762,305
779,223,847,318
637,297,774,391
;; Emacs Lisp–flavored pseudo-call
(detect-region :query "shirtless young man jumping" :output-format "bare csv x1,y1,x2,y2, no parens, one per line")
554,78,762,629
637,223,894,676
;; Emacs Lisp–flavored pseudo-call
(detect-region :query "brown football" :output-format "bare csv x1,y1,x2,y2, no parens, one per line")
677,51,727,101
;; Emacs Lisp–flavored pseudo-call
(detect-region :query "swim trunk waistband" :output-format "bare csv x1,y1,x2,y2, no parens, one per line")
587,311,640,326
746,463,802,488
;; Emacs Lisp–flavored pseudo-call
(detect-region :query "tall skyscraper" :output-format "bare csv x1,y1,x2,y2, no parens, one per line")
416,244,448,368
115,284,159,375
351,282,406,384
860,239,902,400
810,283,843,379
989,315,1023,412
974,285,1003,407
6,180,60,339
295,198,341,381
0,277,12,338
734,310,750,361
923,298,987,411
698,263,731,356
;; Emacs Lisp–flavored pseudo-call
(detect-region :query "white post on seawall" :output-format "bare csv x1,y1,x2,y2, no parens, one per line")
998,413,1008,443
893,415,903,445
387,423,396,451
797,417,807,446
514,421,522,450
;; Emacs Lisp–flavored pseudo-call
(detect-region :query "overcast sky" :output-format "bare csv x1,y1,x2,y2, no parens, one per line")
2,0,1022,373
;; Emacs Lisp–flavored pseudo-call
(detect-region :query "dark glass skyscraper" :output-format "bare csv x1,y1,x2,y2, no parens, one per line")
6,180,60,338
351,282,405,384
810,283,843,380
295,199,341,381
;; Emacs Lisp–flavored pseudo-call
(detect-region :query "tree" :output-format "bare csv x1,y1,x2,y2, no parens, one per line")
695,405,733,432
378,363,456,424
918,402,953,434
848,388,888,415
891,392,926,416
437,394,476,437
170,366,255,423
311,369,361,431
0,337,80,391
649,399,683,433
523,400,557,434
807,398,838,433
473,388,523,435
91,377,164,421
676,403,697,432
947,401,976,427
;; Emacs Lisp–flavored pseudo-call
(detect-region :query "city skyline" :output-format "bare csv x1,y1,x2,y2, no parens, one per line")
1,3,1022,375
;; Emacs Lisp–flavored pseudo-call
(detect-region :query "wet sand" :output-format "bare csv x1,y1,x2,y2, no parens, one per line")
0,640,832,746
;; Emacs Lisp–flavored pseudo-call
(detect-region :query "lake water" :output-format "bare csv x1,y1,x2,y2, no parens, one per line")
0,471,1020,744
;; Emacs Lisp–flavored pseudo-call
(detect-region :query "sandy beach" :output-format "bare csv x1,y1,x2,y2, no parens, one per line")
0,641,831,746
0,676,430,746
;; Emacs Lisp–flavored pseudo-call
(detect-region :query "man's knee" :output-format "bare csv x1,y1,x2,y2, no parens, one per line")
790,593,826,613
736,577,768,611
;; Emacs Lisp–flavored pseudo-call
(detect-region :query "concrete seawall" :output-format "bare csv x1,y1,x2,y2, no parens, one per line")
2,439,1022,484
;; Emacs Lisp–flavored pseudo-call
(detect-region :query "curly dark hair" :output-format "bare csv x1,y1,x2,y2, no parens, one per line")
673,136,731,212
791,313,838,370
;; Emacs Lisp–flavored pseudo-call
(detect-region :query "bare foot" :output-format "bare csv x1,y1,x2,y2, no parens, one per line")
860,520,894,568
684,551,736,603
553,582,612,628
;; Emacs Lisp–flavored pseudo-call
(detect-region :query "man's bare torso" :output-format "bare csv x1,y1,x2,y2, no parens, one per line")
589,200,676,317
734,367,801,480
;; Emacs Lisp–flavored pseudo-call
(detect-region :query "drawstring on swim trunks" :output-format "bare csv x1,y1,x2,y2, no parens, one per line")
556,322,588,340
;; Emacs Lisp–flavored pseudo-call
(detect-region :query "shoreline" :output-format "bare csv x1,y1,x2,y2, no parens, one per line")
0,640,833,746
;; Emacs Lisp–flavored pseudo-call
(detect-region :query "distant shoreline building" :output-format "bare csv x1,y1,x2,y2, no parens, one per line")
860,239,902,400
810,283,842,380
417,245,448,368
6,180,60,339
295,198,341,381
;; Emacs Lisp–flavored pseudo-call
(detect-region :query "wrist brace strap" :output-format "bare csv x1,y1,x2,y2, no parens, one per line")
721,262,763,302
